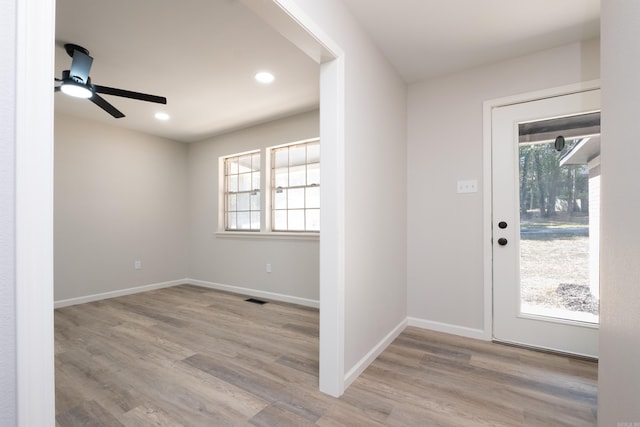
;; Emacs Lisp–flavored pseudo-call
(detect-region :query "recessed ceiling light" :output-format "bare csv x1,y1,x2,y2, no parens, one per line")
155,112,170,121
255,71,275,84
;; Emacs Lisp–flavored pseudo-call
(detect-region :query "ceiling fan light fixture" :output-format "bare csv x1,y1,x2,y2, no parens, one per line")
54,44,167,119
60,80,93,99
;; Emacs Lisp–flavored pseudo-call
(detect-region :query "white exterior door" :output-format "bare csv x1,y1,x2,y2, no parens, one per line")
492,89,600,358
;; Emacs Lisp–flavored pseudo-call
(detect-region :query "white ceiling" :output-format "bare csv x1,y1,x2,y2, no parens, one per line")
54,0,321,143
55,0,600,143
342,0,600,83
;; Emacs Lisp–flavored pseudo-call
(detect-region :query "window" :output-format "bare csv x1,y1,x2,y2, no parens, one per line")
224,151,261,231
272,140,320,232
220,138,319,235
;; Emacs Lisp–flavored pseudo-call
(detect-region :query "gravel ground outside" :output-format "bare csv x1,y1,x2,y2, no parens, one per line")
519,230,599,317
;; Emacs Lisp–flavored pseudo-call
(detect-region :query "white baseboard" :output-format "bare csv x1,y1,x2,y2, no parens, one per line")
54,279,187,309
407,317,489,341
187,278,320,309
344,317,408,389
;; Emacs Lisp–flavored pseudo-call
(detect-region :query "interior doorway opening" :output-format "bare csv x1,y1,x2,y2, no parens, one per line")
14,0,346,423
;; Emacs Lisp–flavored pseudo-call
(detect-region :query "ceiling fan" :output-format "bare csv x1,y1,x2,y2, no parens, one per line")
54,43,167,119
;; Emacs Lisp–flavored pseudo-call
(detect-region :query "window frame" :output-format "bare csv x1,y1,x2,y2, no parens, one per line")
217,138,320,239
222,150,261,232
270,139,320,233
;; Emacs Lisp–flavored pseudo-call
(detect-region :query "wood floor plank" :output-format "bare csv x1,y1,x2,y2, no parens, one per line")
121,405,186,427
56,400,126,427
315,401,388,427
183,352,329,422
55,285,597,426
249,403,317,427
56,347,143,417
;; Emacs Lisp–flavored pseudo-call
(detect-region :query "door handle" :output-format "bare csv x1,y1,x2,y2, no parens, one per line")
497,237,508,246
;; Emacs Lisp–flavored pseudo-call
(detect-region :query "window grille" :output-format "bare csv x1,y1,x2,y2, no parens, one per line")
224,151,261,231
271,141,320,232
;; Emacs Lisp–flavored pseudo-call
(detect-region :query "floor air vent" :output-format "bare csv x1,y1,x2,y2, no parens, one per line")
245,298,267,305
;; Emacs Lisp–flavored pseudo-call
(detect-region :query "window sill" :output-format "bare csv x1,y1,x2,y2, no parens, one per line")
215,231,319,241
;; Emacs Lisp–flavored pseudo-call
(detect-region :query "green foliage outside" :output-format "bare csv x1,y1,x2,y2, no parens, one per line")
519,141,589,220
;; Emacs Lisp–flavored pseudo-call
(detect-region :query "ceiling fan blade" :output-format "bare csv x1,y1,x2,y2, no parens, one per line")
90,93,125,118
94,85,167,104
69,49,93,84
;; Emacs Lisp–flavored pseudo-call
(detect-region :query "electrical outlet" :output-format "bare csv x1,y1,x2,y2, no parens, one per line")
134,260,141,270
266,263,272,273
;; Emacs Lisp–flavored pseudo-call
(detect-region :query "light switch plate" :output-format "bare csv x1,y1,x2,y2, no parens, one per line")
457,179,478,193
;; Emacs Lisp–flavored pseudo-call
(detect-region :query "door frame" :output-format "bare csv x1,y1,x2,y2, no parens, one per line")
12,1,348,424
482,80,601,342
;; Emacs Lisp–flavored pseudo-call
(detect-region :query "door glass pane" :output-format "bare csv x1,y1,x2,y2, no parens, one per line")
518,113,600,324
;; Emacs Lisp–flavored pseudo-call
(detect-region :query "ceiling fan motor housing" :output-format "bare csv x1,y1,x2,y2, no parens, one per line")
61,69,90,85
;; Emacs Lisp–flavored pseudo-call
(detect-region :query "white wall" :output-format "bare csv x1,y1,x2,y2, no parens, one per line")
599,2,640,424
407,39,600,334
283,0,408,381
55,110,322,305
0,0,17,422
4,0,56,422
188,110,320,303
54,114,189,302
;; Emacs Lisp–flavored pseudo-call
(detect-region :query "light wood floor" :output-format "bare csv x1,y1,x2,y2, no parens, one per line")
55,285,597,426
